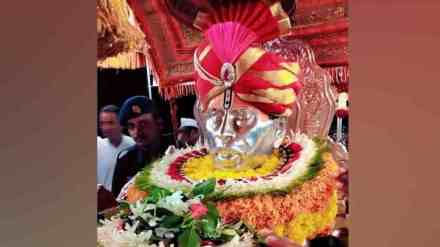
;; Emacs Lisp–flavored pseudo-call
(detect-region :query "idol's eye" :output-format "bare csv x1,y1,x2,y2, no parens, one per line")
232,109,256,132
207,108,224,131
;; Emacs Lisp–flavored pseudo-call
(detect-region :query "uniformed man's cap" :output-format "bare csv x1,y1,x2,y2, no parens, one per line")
119,96,155,126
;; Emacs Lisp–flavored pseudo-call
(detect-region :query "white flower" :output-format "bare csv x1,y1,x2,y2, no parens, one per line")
98,219,121,246
156,191,189,216
130,201,156,221
155,227,180,239
148,219,158,227
186,194,203,205
113,222,153,247
218,232,255,247
154,227,167,238
97,220,154,247
164,232,175,239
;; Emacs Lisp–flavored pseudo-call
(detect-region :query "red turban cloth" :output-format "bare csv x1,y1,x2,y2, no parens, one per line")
194,0,302,117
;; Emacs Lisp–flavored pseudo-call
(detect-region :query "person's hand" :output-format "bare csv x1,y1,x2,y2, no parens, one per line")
259,229,303,247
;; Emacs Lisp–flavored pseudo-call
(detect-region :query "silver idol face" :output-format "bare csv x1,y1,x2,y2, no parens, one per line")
197,94,287,167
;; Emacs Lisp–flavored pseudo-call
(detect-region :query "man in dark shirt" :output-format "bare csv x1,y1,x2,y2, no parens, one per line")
175,118,200,149
111,96,171,197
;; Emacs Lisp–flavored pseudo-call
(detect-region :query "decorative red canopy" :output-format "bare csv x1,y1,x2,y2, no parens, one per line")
128,0,349,100
128,0,203,100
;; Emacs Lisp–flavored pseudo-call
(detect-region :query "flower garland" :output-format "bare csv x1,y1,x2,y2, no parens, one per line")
275,190,338,245
135,133,328,200
182,153,281,180
215,152,339,241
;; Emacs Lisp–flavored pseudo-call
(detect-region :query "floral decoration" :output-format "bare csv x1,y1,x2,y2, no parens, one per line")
216,153,339,244
98,179,257,247
284,190,338,245
182,153,281,180
114,134,340,246
135,133,329,200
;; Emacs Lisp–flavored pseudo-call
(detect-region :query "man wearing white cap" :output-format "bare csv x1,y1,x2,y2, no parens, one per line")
176,118,200,149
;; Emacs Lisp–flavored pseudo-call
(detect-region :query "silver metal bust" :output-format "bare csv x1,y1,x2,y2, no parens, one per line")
195,94,288,168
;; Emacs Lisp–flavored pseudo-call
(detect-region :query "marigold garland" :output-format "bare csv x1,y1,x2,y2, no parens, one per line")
131,134,323,201
216,153,339,243
270,192,338,245
182,153,281,180
282,191,338,245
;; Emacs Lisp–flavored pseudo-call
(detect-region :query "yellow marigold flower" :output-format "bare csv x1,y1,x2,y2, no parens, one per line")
286,191,338,244
182,153,281,180
274,224,286,237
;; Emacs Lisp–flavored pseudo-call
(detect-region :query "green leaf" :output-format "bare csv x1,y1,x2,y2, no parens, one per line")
192,178,216,197
206,202,219,219
201,216,217,236
160,215,183,228
178,227,200,247
118,201,130,210
181,214,195,229
199,203,220,238
155,207,174,217
220,228,236,242
146,186,172,203
135,166,153,191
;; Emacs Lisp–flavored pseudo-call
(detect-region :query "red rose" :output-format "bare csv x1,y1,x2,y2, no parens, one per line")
287,143,303,153
189,202,208,219
115,219,124,231
201,240,215,246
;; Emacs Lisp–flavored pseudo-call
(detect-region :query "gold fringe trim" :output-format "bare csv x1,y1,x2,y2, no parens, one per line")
159,82,196,101
97,0,146,60
97,52,145,69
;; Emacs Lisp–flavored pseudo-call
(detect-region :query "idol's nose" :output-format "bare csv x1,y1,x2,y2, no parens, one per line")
218,133,235,146
216,112,237,146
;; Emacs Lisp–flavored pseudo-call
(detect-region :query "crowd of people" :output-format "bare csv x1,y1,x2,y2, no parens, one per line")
97,96,200,207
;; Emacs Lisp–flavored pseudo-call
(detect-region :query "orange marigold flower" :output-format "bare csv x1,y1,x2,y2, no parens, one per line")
126,185,148,204
216,153,338,234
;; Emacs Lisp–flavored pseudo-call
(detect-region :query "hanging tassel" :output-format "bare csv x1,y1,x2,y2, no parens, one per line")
327,65,349,144
335,92,349,118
